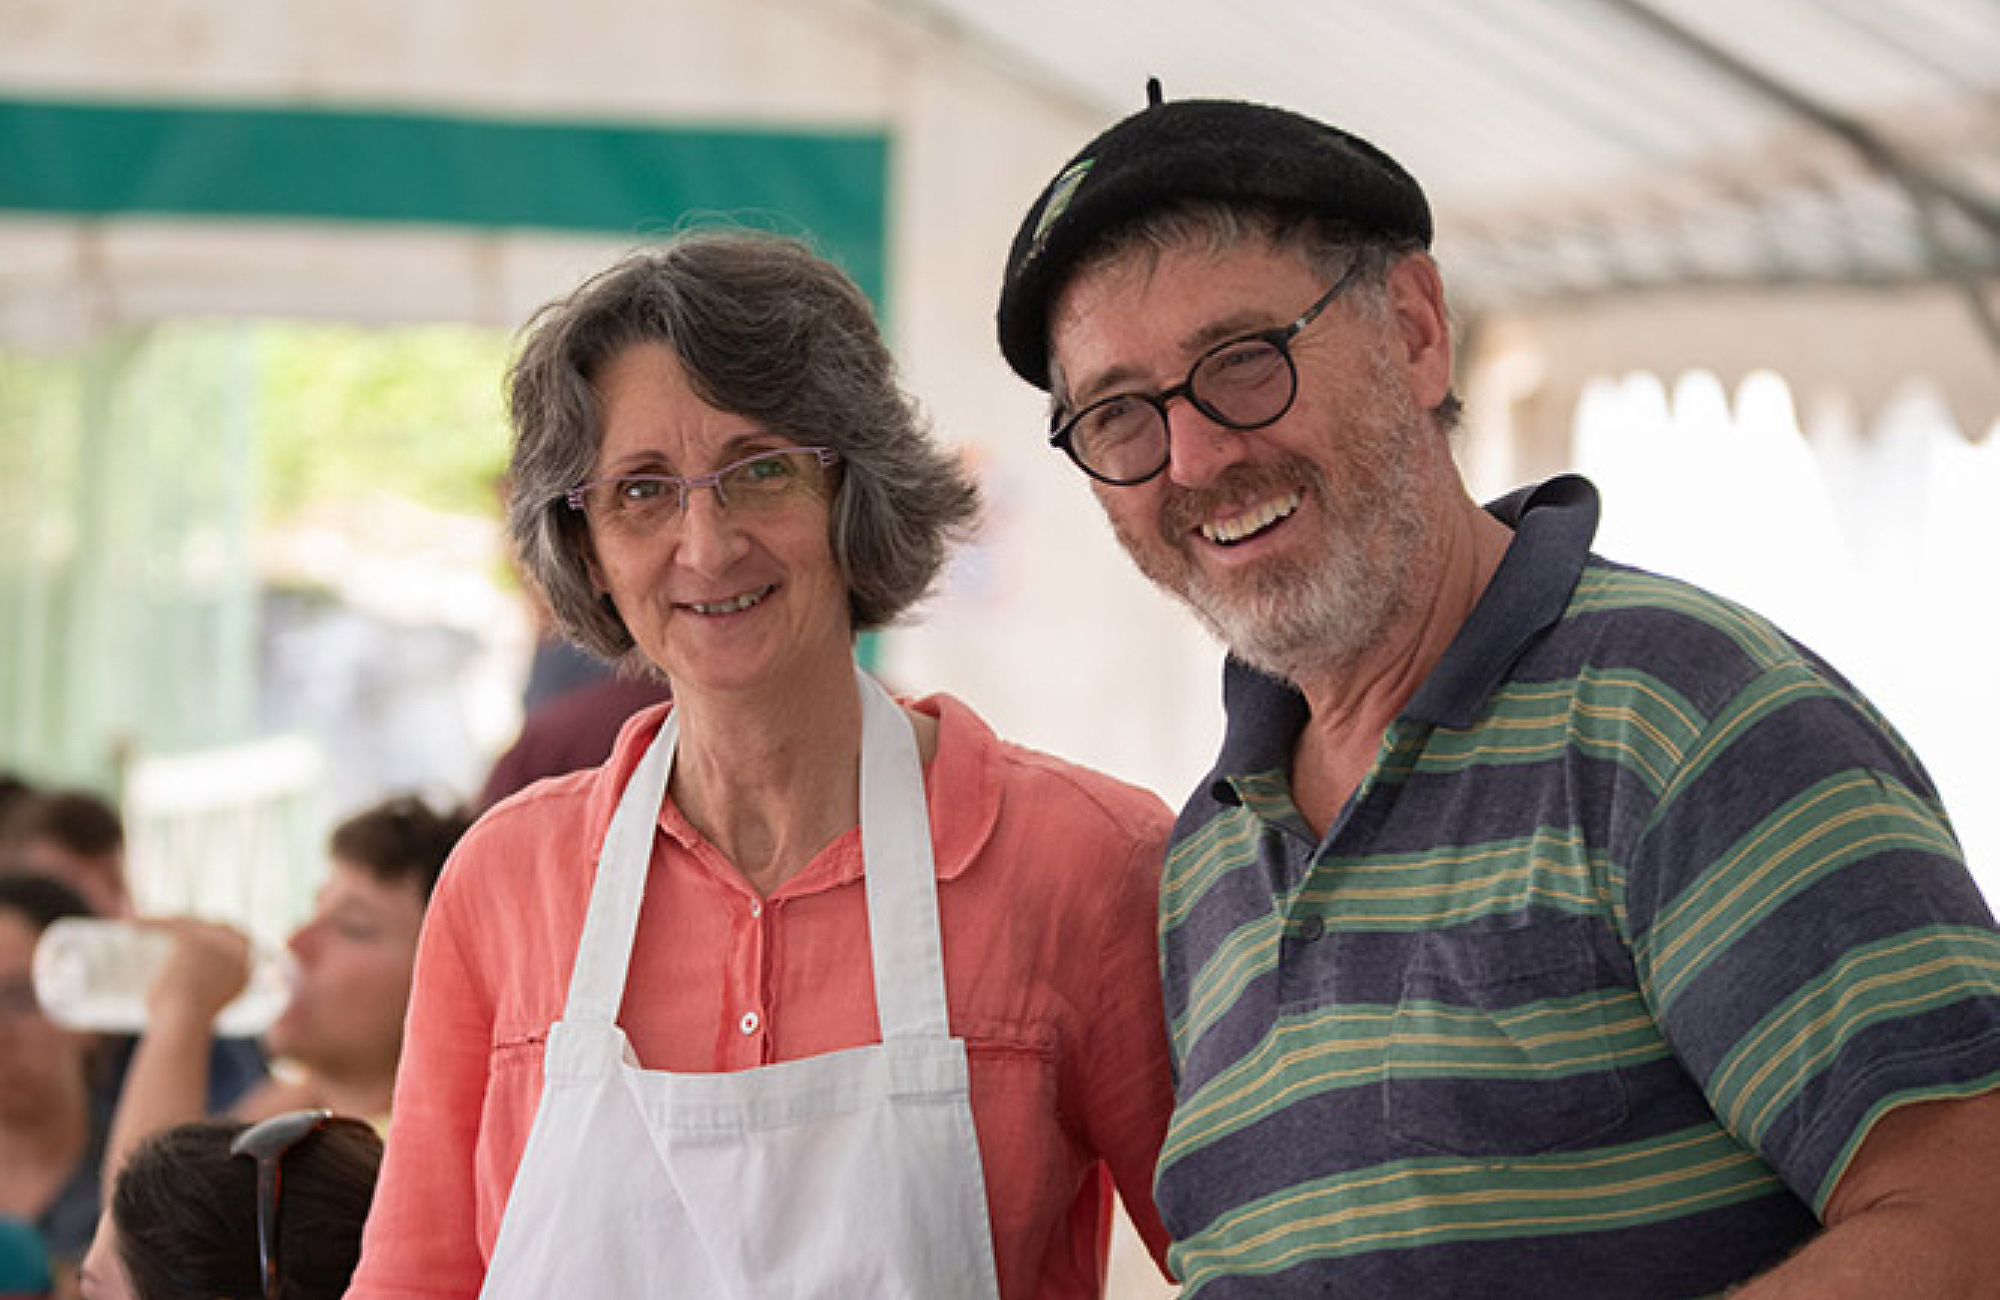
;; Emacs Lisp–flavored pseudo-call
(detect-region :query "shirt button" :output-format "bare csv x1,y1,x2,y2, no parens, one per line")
750,899,764,918
1299,914,1326,942
739,1011,761,1035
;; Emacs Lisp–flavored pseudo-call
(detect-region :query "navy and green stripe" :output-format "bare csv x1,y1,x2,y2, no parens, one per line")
1155,475,2000,1297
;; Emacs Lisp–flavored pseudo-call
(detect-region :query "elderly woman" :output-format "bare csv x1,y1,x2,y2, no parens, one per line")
347,230,1175,1299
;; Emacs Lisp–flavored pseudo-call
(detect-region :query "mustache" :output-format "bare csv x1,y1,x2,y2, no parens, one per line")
1156,459,1324,541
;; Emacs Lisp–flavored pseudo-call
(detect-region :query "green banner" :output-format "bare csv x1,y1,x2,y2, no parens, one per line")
0,95,889,301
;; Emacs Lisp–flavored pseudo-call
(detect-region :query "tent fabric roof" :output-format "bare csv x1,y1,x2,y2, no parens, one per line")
895,0,1999,319
2,0,1993,433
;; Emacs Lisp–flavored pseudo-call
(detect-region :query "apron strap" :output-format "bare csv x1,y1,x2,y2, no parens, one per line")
561,666,952,1045
562,703,678,1023
856,669,951,1041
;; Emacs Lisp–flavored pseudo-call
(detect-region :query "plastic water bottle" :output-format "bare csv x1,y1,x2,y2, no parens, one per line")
30,917,296,1037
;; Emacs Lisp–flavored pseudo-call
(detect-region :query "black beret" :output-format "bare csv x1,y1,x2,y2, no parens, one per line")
997,82,1432,391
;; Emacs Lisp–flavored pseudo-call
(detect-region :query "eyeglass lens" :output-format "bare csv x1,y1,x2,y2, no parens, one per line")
1063,337,1298,484
1052,262,1362,486
569,446,833,529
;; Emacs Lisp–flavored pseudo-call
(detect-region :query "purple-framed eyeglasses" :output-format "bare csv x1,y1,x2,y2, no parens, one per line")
562,446,839,526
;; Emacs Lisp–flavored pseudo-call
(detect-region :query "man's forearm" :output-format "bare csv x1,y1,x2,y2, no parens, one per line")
1731,1203,1997,1299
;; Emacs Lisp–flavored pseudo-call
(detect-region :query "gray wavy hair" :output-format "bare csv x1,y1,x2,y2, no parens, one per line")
506,229,981,671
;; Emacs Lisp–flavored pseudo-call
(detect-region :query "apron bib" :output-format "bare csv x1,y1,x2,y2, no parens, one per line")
480,670,1002,1300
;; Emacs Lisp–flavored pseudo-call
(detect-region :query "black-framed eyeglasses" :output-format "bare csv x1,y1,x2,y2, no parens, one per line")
231,1108,334,1300
1049,259,1367,486
561,445,840,531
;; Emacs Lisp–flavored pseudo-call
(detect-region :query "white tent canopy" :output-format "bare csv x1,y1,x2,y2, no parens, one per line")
5,0,1995,422
3,0,1996,850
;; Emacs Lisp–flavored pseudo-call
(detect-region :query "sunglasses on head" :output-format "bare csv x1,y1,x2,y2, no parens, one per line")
230,1108,334,1300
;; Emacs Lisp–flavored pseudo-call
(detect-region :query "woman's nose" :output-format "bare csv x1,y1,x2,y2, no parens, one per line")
672,486,750,574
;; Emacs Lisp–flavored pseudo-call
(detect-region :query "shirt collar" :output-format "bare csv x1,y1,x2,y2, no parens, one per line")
1406,473,1598,728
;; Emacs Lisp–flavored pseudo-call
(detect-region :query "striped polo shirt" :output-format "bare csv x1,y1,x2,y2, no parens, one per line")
1154,475,2000,1297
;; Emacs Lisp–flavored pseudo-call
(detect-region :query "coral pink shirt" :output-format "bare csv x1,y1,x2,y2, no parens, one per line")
349,693,1174,1299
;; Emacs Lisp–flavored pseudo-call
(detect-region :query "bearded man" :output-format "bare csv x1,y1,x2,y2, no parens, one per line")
996,82,2000,1299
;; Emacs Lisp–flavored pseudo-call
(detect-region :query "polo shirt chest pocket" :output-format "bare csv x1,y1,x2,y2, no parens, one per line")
1384,915,1635,1157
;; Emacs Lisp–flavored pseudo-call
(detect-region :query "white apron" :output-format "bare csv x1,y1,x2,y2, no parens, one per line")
479,670,1003,1300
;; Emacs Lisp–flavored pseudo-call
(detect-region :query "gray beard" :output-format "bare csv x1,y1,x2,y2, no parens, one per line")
1111,351,1432,686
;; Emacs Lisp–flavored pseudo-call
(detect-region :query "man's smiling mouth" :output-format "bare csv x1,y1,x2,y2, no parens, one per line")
1200,491,1301,545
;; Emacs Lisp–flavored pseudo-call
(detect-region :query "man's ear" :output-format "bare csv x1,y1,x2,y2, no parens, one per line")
1385,252,1453,411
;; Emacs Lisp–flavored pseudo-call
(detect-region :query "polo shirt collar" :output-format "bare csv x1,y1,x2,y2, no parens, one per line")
1407,473,1598,728
1209,473,1601,780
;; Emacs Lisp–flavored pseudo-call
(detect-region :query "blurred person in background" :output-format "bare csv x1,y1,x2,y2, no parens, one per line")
994,84,2000,1298
1,785,270,1198
349,228,1175,1300
475,669,673,810
0,875,105,1295
0,776,36,840
79,1110,380,1300
0,792,130,921
0,1214,54,1299
101,795,469,1180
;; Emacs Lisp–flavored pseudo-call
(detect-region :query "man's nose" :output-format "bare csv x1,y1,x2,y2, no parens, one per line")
1164,400,1248,489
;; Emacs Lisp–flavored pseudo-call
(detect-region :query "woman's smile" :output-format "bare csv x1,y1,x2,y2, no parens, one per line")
680,584,776,617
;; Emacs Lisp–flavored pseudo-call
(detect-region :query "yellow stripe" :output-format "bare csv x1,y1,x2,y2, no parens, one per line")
1709,931,1962,1110
1160,822,1262,927
1503,674,1702,739
1201,1169,1779,1272
1325,886,1604,929
1646,776,1932,996
1654,814,1951,1008
1163,1007,1665,1164
1183,1138,1771,1271
1732,953,2000,1137
1578,575,1791,667
1307,833,1589,882
1175,918,1281,1044
1669,675,1817,788
1299,860,1591,904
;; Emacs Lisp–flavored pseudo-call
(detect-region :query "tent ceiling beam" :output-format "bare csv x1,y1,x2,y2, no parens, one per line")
1597,0,1999,354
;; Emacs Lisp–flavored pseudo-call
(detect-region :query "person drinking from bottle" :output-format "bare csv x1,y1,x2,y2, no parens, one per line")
100,796,469,1179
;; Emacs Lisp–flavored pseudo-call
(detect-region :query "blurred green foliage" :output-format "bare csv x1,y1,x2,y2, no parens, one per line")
254,322,514,521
